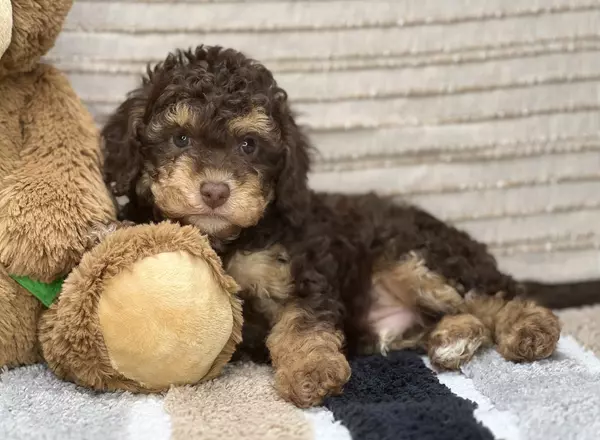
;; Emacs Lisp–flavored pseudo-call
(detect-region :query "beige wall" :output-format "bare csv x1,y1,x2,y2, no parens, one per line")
46,0,600,282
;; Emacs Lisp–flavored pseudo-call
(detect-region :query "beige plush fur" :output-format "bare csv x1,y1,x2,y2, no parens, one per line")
0,0,242,392
0,0,115,367
0,0,72,77
39,223,242,393
0,0,115,282
0,64,116,280
0,265,43,367
99,252,235,389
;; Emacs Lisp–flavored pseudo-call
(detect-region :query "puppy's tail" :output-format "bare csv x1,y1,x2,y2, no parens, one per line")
521,279,600,309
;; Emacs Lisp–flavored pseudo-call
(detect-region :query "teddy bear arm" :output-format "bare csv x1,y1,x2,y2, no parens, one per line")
96,251,238,389
39,223,243,392
0,65,116,282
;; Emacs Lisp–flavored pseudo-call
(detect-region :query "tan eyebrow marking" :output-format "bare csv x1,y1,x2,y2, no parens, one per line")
164,102,196,127
147,102,198,141
228,107,275,137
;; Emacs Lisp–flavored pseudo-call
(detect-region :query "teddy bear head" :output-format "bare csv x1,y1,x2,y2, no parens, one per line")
0,0,73,78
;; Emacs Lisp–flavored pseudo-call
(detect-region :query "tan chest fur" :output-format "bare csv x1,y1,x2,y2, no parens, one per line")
225,244,293,324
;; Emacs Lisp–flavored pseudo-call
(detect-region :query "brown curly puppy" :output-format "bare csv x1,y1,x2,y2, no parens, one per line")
103,45,562,408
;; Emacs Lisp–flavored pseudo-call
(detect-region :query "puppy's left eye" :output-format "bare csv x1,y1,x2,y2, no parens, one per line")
240,137,257,154
173,134,190,148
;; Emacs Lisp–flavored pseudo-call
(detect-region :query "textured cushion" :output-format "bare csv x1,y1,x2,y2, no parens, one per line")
45,0,600,282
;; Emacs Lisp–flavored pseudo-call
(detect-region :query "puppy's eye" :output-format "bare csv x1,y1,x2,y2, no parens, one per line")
240,137,257,155
173,134,190,148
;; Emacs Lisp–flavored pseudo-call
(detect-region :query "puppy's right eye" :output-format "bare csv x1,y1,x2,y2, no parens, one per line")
173,134,190,148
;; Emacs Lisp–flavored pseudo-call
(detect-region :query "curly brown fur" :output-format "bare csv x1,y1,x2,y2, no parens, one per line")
466,295,561,362
226,244,292,324
103,46,308,234
266,305,351,408
103,45,561,406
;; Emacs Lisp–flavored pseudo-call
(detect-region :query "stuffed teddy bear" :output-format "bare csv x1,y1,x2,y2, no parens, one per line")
0,0,242,392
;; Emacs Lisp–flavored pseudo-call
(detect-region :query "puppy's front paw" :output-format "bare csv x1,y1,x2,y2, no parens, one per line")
274,348,351,408
495,300,560,362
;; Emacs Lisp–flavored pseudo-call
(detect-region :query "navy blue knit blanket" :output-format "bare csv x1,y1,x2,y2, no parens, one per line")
324,351,493,440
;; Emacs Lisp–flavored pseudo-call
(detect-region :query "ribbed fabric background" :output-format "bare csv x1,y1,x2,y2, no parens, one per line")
45,0,600,282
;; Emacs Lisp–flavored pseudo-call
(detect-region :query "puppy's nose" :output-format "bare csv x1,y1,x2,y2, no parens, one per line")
200,182,230,208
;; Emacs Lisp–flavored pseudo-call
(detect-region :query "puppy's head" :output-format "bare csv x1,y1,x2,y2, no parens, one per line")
103,46,310,238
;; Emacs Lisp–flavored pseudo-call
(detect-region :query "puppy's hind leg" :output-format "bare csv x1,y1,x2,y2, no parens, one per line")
368,252,466,355
467,295,561,362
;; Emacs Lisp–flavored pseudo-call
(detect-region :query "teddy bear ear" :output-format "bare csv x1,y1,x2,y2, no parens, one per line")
0,0,13,59
0,0,72,77
101,91,148,197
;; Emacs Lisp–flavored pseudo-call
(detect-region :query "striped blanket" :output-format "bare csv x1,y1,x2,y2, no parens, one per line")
2,305,599,440
4,1,599,439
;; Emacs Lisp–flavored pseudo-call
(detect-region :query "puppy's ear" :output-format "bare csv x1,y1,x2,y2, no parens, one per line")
276,114,312,227
102,89,148,197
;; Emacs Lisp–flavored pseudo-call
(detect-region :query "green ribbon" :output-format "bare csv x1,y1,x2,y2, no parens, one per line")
10,275,65,307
